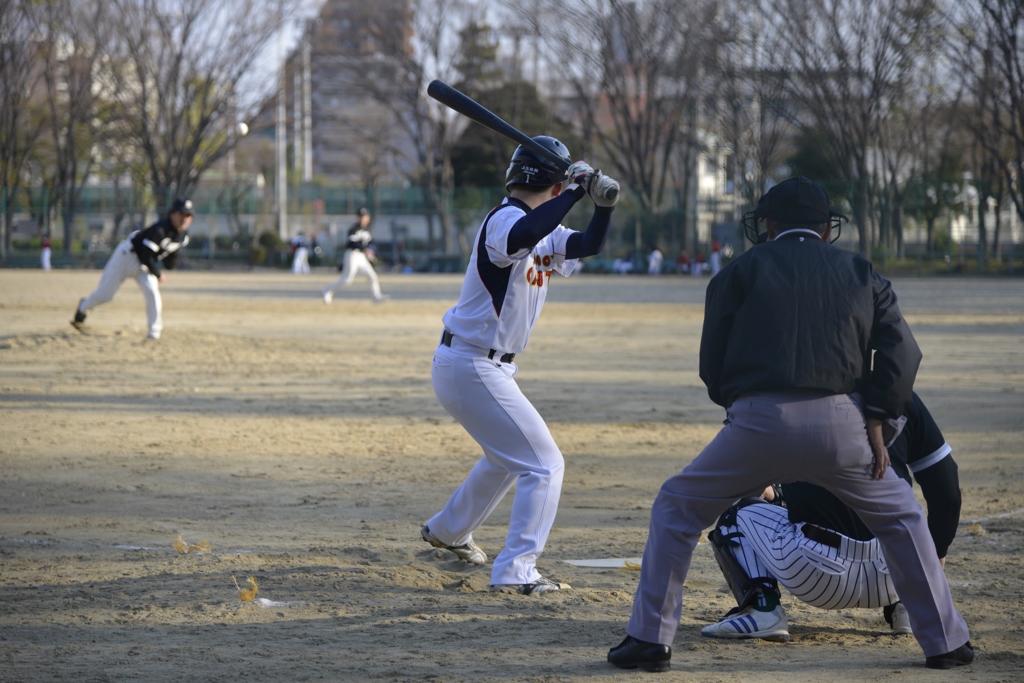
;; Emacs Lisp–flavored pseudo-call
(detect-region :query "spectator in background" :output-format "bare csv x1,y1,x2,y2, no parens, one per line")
693,251,705,277
647,246,663,275
710,240,722,276
675,249,690,274
40,234,52,271
291,232,310,275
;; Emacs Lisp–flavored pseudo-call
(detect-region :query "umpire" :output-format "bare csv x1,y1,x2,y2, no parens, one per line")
608,177,972,672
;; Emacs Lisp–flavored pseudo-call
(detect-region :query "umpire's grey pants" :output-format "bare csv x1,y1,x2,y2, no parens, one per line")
627,392,969,657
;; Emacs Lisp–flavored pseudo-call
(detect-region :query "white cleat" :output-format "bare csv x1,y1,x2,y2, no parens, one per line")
489,576,568,595
701,605,790,642
890,601,913,635
373,294,391,303
322,290,333,304
421,525,486,565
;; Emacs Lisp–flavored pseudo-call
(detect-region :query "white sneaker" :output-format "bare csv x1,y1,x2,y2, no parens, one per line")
890,601,913,635
701,605,790,642
421,525,486,565
322,290,333,304
489,576,568,595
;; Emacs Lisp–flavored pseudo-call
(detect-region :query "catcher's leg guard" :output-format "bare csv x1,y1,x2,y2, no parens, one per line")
710,499,781,611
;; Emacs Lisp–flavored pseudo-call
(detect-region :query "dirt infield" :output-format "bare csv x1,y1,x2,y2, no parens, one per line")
1,268,1022,682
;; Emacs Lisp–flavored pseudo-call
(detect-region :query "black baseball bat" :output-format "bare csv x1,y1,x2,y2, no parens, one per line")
427,80,618,202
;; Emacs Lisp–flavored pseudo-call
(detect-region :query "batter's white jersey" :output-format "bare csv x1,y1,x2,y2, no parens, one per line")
723,502,897,610
442,198,578,355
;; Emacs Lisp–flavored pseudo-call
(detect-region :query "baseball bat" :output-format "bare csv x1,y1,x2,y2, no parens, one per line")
427,80,618,203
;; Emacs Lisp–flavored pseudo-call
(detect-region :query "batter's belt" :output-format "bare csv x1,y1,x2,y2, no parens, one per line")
441,329,515,364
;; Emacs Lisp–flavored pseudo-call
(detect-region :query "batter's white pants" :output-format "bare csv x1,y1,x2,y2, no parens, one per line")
80,240,163,338
627,392,969,658
722,502,897,610
427,337,564,585
41,247,51,271
292,246,310,274
323,249,382,300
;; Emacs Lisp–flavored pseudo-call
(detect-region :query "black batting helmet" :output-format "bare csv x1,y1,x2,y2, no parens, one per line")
505,136,571,191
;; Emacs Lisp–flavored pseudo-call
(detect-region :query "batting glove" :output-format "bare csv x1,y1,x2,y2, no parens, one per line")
588,171,620,208
565,161,595,194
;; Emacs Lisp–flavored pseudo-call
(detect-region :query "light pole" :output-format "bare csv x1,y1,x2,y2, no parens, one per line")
276,1,288,241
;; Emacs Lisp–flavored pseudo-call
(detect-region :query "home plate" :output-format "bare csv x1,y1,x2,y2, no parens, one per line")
562,558,643,568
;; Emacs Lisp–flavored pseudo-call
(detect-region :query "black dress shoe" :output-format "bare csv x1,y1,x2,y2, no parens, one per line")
925,641,974,670
608,635,671,672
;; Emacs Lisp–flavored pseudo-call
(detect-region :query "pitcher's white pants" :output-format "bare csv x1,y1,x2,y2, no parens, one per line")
323,249,381,299
80,240,163,338
723,502,897,610
427,338,564,585
292,246,310,274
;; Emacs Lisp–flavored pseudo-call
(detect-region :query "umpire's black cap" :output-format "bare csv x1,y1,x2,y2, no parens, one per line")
170,197,195,216
757,176,831,224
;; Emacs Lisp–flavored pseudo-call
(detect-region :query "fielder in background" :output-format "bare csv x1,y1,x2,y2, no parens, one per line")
322,207,388,303
703,391,960,641
72,197,193,340
607,176,972,672
291,232,311,275
421,136,619,595
41,234,52,271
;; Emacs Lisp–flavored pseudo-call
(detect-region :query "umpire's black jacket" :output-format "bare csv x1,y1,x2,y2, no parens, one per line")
130,218,190,279
699,229,920,420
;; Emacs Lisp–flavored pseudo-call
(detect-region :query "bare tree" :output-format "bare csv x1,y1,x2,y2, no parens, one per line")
34,0,115,254
773,0,936,256
540,0,712,214
108,0,289,210
0,1,47,260
950,0,1024,254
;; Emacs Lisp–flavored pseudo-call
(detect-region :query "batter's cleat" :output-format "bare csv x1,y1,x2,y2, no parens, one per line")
71,299,87,327
322,289,333,304
607,635,671,672
489,576,568,595
925,641,974,670
885,601,913,635
421,525,486,565
701,605,790,642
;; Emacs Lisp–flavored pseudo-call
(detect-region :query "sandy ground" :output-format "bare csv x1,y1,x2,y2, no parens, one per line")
0,267,1022,682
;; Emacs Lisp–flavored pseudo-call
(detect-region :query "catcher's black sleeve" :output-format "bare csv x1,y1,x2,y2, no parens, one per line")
864,271,921,419
914,455,961,558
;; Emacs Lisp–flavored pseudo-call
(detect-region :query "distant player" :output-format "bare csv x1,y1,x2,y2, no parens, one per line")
72,197,193,340
421,136,620,595
703,392,960,640
291,233,311,275
40,234,52,271
322,207,388,303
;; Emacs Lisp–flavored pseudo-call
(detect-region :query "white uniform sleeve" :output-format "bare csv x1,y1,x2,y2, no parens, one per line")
482,206,528,267
537,226,579,277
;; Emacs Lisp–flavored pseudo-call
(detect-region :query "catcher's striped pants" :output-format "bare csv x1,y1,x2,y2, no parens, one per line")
720,502,898,609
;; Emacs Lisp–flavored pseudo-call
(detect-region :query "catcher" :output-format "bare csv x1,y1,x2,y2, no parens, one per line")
703,392,960,641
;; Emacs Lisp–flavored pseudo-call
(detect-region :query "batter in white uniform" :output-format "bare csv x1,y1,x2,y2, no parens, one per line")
322,207,387,303
421,136,620,595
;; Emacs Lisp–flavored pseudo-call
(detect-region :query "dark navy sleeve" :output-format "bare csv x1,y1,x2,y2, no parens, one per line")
914,456,961,558
864,271,921,419
505,186,585,254
565,206,613,259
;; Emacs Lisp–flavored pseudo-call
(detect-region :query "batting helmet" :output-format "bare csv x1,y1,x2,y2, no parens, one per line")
505,136,571,191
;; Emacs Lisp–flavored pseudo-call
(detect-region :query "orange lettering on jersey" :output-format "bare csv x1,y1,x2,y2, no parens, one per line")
542,255,551,267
